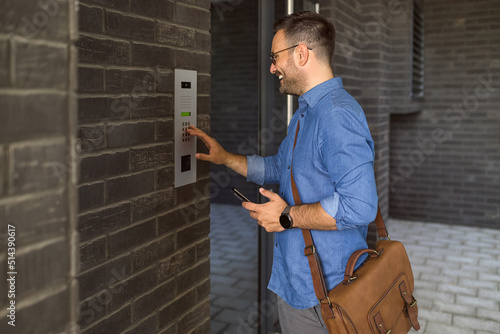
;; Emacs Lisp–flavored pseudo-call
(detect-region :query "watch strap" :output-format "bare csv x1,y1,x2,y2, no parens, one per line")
281,205,292,216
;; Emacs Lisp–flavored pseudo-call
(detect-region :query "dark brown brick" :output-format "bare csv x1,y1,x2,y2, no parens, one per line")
177,302,210,334
197,0,211,10
156,22,195,47
80,237,107,272
106,69,156,93
78,97,131,124
196,159,211,179
131,234,176,272
122,314,158,334
130,144,171,172
80,151,130,183
175,3,210,30
158,246,196,281
156,120,174,142
82,306,131,334
131,0,174,20
156,71,174,92
195,31,210,52
175,49,196,68
78,203,131,241
196,238,210,260
76,36,130,65
177,260,210,294
175,182,200,206
109,219,156,257
78,182,105,212
177,219,210,250
196,53,211,73
196,278,210,302
106,12,155,41
158,208,188,235
197,95,210,115
158,289,196,329
79,4,103,33
131,95,173,118
156,166,174,190
131,43,175,69
197,74,211,94
133,280,176,322
78,125,106,153
78,296,107,329
78,67,104,92
83,0,129,11
78,255,131,301
106,171,155,204
108,267,157,312
131,190,174,221
107,122,156,149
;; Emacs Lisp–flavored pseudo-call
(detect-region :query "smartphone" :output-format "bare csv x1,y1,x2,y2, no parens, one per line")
232,188,250,202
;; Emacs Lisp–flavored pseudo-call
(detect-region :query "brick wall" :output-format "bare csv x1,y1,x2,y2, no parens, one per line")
389,0,500,228
75,1,212,333
0,0,79,333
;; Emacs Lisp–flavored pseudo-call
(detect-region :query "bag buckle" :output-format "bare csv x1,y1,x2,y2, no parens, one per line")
320,296,332,308
406,296,417,308
304,245,316,257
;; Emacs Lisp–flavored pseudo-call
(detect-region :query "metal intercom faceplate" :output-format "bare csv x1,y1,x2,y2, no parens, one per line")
174,69,197,188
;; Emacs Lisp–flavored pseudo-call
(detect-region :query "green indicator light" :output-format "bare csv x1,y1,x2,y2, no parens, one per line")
181,112,191,117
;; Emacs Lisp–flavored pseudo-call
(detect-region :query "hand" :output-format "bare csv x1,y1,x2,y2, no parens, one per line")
242,188,288,232
187,125,229,165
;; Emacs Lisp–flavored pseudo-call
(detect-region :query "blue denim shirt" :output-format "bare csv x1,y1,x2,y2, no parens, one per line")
247,77,378,309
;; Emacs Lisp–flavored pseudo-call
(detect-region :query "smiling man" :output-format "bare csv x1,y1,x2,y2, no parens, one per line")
188,11,378,333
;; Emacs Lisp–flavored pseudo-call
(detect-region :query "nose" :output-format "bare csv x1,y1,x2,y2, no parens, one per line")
270,62,276,74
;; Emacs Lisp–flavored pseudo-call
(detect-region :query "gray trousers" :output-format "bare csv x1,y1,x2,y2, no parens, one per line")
277,296,329,334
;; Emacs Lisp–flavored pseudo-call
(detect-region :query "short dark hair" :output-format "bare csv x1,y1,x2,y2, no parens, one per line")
273,11,335,63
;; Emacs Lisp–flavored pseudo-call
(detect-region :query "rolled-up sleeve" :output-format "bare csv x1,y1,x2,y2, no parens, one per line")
246,155,265,185
246,153,283,185
320,163,378,230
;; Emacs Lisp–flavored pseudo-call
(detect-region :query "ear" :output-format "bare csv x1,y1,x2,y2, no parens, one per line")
296,43,310,66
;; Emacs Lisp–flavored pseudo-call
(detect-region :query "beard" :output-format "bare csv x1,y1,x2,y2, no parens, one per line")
278,58,304,96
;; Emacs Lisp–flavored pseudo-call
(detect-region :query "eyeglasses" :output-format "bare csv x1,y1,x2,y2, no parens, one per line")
269,44,312,65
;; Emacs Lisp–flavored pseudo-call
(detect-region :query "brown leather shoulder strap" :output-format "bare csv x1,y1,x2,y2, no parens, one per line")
374,206,389,239
290,120,334,318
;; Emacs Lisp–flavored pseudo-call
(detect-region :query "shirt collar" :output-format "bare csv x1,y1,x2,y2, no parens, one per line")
298,77,343,110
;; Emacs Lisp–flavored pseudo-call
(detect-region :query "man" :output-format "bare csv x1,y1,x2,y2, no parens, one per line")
188,11,378,334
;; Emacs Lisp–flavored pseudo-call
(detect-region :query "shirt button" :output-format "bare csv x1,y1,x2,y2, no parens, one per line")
301,114,304,117
280,192,284,196
275,243,278,248
287,166,290,169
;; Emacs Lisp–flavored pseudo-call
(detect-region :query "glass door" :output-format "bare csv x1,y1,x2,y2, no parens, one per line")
257,1,320,333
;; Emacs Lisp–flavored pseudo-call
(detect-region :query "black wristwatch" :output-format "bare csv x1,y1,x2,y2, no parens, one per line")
279,205,294,229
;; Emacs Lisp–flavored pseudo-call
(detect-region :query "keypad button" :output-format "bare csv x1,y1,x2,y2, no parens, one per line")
181,121,191,142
